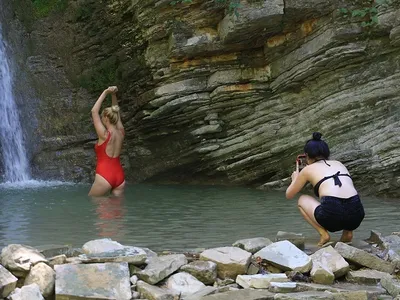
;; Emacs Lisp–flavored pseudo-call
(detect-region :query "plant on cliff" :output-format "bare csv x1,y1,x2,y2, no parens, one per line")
339,0,392,27
31,0,68,18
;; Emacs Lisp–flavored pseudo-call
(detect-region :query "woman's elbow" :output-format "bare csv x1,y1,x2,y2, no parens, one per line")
285,190,294,200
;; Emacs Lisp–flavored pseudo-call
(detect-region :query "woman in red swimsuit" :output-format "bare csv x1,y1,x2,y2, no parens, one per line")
88,86,125,197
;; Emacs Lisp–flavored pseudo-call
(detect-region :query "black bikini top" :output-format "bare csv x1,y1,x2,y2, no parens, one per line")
313,159,352,198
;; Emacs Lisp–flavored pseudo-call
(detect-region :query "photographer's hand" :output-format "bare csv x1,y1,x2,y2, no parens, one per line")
291,160,299,182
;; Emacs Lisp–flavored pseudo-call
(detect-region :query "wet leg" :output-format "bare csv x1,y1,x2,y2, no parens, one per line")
89,174,112,197
298,195,330,246
111,181,125,197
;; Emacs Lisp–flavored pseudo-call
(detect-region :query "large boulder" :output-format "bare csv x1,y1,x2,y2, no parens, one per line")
0,245,47,276
310,246,349,284
200,247,252,279
55,262,131,300
24,262,55,298
334,242,395,273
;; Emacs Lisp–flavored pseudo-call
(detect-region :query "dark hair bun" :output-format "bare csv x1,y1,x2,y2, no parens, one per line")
312,132,322,141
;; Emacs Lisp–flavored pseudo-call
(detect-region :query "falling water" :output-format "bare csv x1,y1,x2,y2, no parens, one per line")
0,23,30,182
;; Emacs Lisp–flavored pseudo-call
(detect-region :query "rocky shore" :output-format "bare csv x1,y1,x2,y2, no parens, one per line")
1,231,400,300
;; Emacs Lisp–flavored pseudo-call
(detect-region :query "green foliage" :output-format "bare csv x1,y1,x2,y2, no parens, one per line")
170,0,242,16
31,0,68,18
339,0,392,28
78,57,118,94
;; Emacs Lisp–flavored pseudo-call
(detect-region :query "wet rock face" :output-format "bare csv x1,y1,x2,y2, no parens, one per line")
4,0,400,195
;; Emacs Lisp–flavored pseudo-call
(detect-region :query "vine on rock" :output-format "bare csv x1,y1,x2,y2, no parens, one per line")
339,0,392,27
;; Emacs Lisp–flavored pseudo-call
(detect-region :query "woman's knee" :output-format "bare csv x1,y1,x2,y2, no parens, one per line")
298,194,311,207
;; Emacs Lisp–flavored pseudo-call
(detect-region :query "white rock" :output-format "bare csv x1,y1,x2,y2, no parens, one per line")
8,283,44,300
0,264,18,298
166,272,206,296
310,246,349,279
200,247,252,279
0,244,47,274
24,262,55,297
236,273,288,289
254,241,312,273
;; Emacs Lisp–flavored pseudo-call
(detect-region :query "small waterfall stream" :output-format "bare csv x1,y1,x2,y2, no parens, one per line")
0,23,30,182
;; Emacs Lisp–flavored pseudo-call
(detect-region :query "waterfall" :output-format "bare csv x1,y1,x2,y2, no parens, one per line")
0,23,30,182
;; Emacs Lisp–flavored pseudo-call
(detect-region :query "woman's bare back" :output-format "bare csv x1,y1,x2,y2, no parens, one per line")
105,129,124,158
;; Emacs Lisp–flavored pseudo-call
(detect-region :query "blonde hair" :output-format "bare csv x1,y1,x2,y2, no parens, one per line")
102,105,120,125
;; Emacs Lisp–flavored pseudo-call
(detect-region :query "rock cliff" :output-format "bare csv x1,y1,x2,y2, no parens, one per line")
2,0,400,196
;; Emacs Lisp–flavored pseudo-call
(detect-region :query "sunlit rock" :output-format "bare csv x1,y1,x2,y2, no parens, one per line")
24,262,55,298
200,247,252,279
165,272,205,297
236,273,288,289
310,246,349,281
137,254,187,285
8,283,44,300
254,241,312,273
0,245,47,276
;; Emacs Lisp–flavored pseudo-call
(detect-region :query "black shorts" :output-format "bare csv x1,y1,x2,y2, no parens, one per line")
314,195,365,232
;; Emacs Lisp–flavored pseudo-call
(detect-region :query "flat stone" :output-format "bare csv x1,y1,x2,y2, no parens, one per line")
36,245,72,258
138,254,187,285
200,247,252,279
8,283,44,300
55,262,131,300
381,275,400,298
269,282,297,293
136,280,174,300
183,286,217,300
165,272,205,297
0,264,18,298
82,239,125,254
346,269,391,284
236,273,288,289
48,254,67,267
200,289,275,300
233,237,273,254
274,291,368,299
334,242,395,274
254,241,312,273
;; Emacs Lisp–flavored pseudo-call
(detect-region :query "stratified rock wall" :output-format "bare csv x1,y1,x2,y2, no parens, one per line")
3,0,400,195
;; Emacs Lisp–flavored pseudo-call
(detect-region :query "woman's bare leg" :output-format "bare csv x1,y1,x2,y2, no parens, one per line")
89,174,111,197
298,195,330,246
340,230,353,243
111,181,125,197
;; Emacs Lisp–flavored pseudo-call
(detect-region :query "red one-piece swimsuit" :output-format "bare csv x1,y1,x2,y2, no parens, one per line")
94,131,125,188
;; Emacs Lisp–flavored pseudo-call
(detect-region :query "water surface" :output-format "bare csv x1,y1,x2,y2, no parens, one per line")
0,183,399,252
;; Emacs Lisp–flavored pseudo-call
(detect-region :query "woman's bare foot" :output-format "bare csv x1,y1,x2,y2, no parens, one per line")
340,230,353,243
317,232,331,247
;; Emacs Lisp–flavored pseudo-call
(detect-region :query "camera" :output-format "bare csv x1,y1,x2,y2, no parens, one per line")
296,154,307,171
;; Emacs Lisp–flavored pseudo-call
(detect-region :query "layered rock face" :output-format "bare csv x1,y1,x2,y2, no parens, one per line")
3,0,400,195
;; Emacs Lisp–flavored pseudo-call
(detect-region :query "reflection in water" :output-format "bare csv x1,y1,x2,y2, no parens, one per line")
91,195,127,239
0,184,399,251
